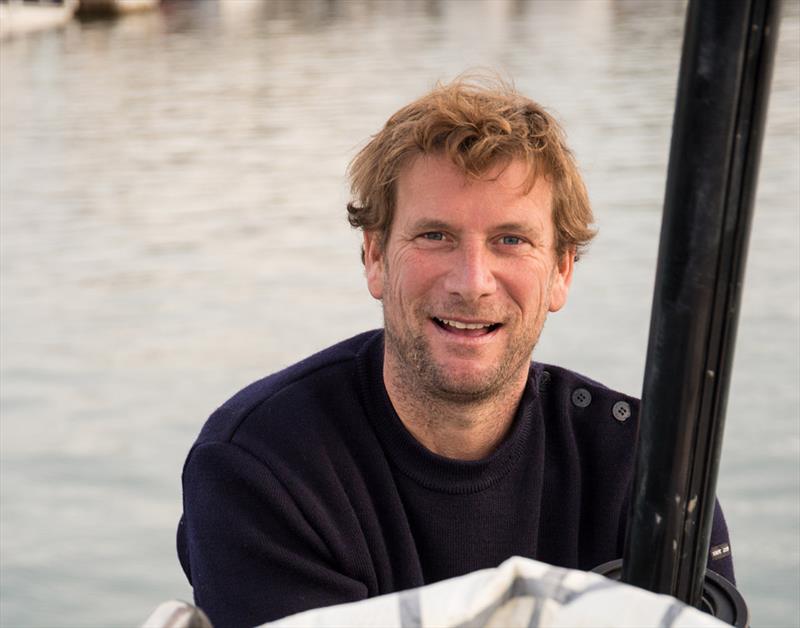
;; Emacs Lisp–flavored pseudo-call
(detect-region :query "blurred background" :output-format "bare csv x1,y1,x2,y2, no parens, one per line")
1,0,797,626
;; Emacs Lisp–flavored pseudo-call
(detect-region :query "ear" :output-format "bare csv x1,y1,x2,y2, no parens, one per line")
548,247,575,313
363,230,385,300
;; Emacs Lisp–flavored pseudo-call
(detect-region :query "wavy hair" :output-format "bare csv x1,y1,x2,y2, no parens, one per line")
347,77,595,261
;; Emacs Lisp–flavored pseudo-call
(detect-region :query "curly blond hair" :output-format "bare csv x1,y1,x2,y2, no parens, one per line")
347,77,595,260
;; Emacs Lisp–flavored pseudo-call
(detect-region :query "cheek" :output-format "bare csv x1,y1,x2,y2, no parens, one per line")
388,251,437,298
501,265,551,315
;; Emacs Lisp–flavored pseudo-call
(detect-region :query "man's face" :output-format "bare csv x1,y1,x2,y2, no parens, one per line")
364,153,574,402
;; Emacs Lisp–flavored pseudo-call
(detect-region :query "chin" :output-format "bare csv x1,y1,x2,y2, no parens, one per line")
428,365,507,400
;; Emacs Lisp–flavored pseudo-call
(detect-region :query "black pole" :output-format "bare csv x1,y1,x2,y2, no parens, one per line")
620,0,781,611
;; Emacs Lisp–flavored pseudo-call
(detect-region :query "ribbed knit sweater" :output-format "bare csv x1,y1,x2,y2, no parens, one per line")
178,330,734,628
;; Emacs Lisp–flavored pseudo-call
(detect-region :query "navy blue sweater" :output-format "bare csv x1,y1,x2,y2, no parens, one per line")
178,330,734,627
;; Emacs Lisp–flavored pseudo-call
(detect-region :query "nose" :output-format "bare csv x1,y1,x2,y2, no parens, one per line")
443,240,497,301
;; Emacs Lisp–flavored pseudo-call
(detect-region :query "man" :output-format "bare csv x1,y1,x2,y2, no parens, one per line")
178,79,734,628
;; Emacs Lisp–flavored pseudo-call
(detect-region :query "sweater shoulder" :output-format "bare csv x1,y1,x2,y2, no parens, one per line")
532,362,639,405
531,361,640,452
194,330,380,446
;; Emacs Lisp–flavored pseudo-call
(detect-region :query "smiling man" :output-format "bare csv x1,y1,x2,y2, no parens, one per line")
178,79,735,628
364,155,572,461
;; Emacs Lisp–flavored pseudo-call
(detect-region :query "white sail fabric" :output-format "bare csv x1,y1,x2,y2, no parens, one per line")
264,556,727,628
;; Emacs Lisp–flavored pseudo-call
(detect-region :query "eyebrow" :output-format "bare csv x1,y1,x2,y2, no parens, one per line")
408,219,453,232
493,222,541,236
407,219,542,236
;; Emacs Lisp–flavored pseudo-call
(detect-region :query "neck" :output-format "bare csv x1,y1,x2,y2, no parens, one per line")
382,357,529,461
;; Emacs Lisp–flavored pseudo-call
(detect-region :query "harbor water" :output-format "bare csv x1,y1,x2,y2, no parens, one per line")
1,1,798,626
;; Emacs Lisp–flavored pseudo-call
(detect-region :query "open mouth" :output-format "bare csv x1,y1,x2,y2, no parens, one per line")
432,317,502,335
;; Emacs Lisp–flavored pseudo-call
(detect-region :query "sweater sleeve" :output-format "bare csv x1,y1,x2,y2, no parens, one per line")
178,441,368,628
708,499,736,584
614,495,736,585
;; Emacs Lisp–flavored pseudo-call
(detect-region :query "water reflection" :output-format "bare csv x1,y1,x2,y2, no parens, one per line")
1,1,797,626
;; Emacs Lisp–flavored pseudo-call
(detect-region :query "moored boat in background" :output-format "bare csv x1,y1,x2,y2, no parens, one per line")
76,0,158,18
0,0,78,40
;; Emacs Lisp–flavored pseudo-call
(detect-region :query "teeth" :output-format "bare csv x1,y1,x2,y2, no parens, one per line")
438,318,493,330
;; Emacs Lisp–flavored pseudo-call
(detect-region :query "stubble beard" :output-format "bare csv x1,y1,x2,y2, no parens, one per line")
382,301,546,405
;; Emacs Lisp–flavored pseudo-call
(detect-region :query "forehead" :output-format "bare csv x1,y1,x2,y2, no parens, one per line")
395,154,553,229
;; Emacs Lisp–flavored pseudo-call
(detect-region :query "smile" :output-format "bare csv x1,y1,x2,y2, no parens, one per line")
432,317,502,334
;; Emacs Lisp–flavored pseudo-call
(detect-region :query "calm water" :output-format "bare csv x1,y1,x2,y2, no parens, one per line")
1,1,798,626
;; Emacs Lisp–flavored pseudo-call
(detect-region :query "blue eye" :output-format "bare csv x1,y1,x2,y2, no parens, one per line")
422,232,445,241
500,236,524,245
